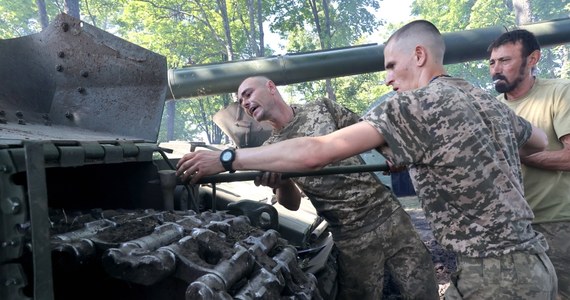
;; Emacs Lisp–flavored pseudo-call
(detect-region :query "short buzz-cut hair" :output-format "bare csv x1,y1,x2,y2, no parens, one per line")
385,20,446,63
487,29,541,57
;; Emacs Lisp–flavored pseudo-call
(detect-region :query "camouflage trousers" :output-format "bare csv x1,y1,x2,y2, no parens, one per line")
533,222,570,300
334,207,439,300
445,251,557,300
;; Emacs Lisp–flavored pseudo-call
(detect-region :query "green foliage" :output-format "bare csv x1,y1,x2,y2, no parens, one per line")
159,97,227,143
0,1,43,38
114,0,274,142
270,0,382,105
412,0,473,30
81,0,122,30
116,0,222,68
334,72,392,114
468,0,514,29
282,71,391,116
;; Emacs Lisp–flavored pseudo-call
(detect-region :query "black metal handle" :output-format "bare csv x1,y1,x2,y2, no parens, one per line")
194,164,389,184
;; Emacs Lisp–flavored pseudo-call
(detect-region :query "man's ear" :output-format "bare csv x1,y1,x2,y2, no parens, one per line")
415,45,427,67
528,49,541,68
267,80,277,95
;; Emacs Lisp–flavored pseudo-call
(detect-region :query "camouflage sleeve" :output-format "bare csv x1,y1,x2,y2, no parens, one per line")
363,93,428,165
509,109,533,148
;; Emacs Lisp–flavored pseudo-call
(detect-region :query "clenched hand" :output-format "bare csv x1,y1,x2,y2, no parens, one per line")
176,150,225,183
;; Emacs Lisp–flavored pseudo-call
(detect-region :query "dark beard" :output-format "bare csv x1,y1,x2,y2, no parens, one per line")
493,58,528,94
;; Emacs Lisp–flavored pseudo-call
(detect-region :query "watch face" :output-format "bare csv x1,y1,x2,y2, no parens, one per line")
221,150,233,161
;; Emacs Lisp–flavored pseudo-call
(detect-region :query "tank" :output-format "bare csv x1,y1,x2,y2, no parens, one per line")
1,13,570,300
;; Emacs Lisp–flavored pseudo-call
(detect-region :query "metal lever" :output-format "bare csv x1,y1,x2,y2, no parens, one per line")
193,164,390,184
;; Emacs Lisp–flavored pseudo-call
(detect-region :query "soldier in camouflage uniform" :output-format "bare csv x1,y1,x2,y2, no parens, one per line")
236,76,439,299
177,20,557,299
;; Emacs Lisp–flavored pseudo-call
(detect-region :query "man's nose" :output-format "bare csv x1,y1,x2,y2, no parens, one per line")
385,73,394,86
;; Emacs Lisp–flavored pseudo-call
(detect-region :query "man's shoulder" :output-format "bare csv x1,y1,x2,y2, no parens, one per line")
294,97,327,110
536,77,570,89
533,78,570,100
306,97,333,106
537,77,570,83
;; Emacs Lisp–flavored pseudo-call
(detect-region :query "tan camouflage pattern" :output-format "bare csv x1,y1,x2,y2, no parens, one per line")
264,98,438,299
533,222,570,299
264,98,401,238
363,77,548,257
445,252,557,299
335,208,439,300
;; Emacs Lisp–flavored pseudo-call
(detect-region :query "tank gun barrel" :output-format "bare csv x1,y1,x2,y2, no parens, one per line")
168,18,570,99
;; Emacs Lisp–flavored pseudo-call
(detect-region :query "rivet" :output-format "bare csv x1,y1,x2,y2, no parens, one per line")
81,71,89,78
61,22,69,32
65,112,73,119
77,87,85,94
16,223,30,233
5,278,18,286
56,65,63,72
58,51,65,58
3,197,21,214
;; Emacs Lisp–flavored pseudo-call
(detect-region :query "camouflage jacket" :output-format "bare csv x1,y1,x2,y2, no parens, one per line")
264,98,401,240
364,77,547,257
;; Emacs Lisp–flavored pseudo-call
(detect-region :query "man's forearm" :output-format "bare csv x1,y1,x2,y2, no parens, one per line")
233,121,385,173
519,125,548,157
176,121,385,184
522,134,570,171
521,148,570,171
234,137,330,172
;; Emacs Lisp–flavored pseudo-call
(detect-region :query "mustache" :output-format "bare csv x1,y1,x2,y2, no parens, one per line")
492,74,507,83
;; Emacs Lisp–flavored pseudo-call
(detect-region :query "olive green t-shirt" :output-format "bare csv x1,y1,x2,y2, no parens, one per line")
499,78,570,223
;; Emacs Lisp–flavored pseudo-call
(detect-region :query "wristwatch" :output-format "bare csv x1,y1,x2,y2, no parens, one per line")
220,147,236,173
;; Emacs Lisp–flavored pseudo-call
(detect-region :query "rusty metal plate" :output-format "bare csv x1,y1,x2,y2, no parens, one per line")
0,13,167,143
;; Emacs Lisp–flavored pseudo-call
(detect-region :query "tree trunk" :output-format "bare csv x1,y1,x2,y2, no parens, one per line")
321,0,331,49
65,0,80,19
512,0,532,24
309,0,336,101
256,0,264,57
197,99,212,144
217,0,234,61
308,0,323,47
247,0,259,56
322,0,335,100
165,100,175,142
35,0,49,29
